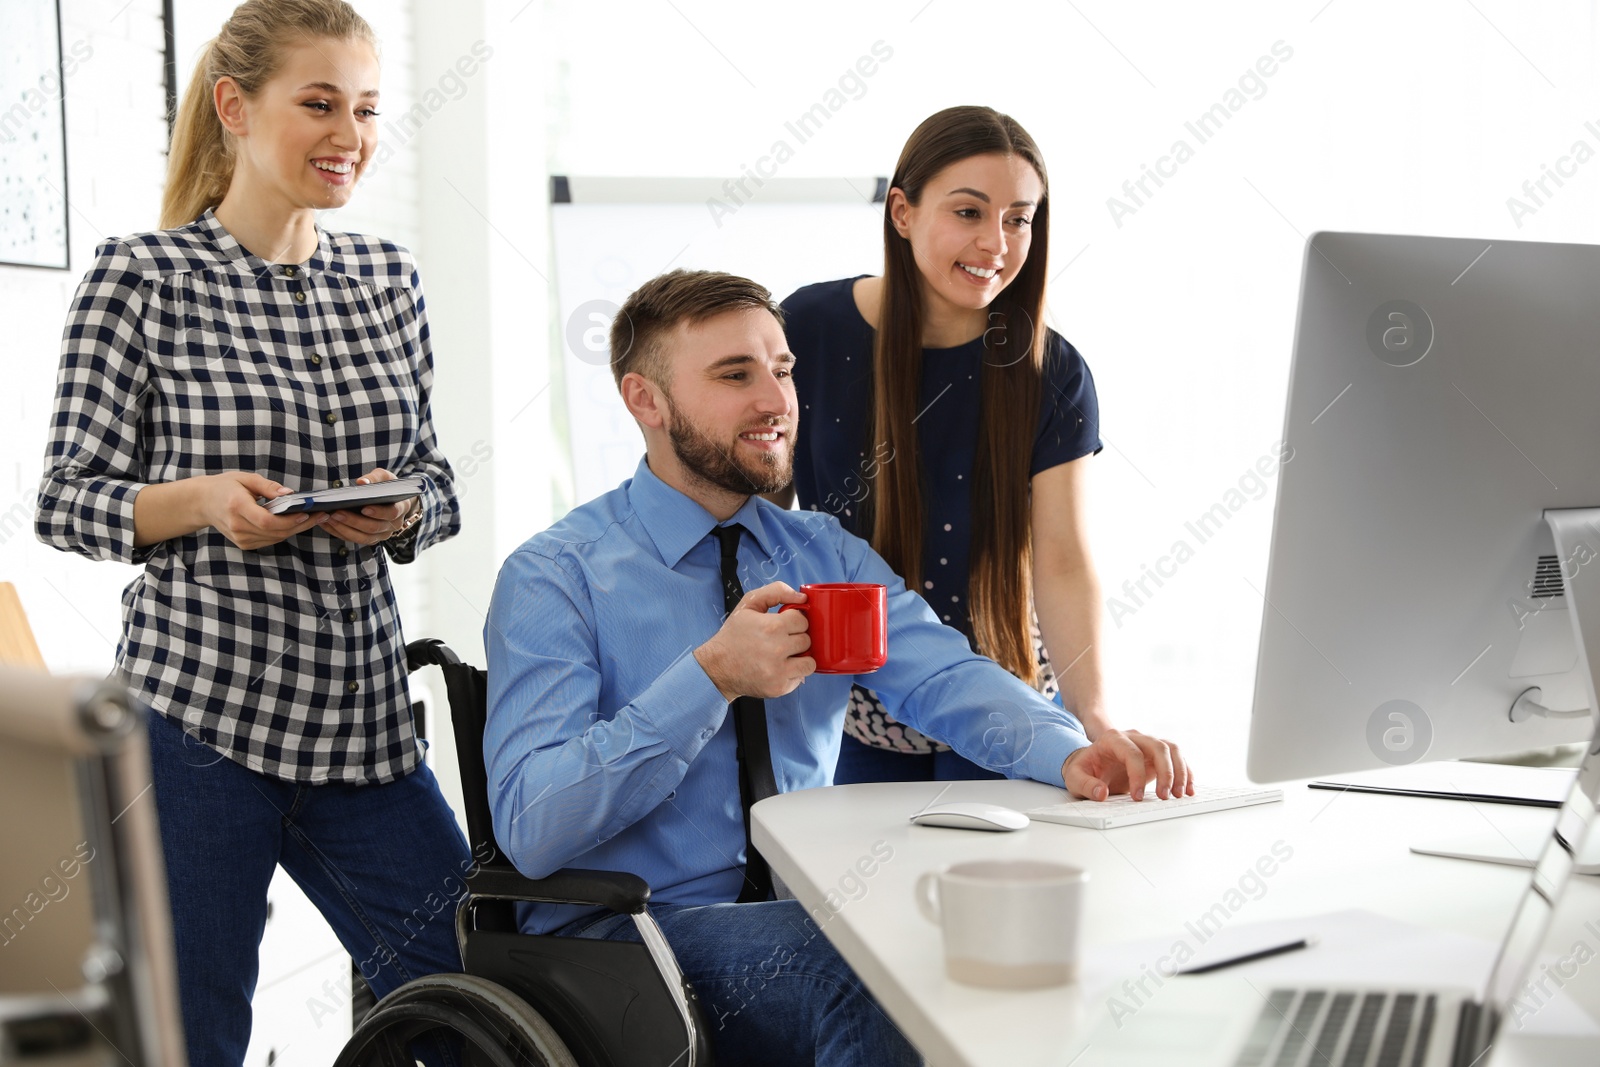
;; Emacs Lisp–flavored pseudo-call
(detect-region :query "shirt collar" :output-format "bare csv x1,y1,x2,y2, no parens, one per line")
195,208,333,277
626,456,776,568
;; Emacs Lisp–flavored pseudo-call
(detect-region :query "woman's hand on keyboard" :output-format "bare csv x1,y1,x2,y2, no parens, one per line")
1061,729,1193,802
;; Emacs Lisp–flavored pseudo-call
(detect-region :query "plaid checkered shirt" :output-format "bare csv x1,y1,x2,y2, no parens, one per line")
37,210,461,784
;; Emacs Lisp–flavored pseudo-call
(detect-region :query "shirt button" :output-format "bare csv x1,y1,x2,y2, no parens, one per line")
700,728,714,741
294,291,306,304
337,546,349,558
283,266,298,277
310,353,323,365
347,681,360,694
331,480,344,488
325,412,337,425
346,610,358,623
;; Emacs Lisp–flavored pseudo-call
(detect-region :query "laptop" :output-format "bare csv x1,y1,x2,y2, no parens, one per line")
1073,753,1600,1066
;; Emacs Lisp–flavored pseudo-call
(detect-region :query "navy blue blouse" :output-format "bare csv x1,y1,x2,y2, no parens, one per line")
783,276,1103,649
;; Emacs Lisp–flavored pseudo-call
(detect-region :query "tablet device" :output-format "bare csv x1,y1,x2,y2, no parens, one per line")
260,476,425,516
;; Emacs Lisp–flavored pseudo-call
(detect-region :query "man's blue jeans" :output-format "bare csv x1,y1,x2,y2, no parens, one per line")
560,899,921,1066
145,708,473,1066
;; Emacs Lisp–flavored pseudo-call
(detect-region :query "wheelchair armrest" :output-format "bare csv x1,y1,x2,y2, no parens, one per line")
467,864,651,915
405,638,463,671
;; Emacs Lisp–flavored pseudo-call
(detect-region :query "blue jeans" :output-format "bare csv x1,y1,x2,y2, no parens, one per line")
833,735,1006,784
146,708,473,1066
560,900,919,1066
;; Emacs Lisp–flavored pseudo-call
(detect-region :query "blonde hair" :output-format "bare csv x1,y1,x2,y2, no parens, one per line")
161,0,376,229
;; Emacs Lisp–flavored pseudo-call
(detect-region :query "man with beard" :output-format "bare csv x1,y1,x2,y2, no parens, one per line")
482,270,1187,1067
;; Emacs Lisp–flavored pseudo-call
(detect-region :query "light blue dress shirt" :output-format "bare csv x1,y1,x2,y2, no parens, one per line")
485,457,1089,933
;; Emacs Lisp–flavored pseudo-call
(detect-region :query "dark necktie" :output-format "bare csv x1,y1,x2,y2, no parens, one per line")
710,523,778,903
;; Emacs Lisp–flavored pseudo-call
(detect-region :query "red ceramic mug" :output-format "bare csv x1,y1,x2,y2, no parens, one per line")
780,583,888,674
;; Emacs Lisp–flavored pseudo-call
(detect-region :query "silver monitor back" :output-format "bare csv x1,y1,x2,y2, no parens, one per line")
1248,232,1600,782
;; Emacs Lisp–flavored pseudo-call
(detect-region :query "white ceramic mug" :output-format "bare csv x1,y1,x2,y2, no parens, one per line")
914,859,1087,989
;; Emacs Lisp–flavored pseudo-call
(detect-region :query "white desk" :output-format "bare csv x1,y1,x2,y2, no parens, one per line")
752,778,1600,1066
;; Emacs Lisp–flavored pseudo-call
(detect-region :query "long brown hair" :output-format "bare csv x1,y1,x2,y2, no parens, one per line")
161,0,376,229
860,105,1050,682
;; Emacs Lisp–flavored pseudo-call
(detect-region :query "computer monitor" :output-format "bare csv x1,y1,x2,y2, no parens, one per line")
1247,232,1600,783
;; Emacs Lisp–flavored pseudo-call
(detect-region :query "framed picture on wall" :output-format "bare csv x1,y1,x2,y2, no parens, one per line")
0,0,70,270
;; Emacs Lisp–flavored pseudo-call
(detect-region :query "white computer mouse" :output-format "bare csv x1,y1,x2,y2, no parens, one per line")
908,801,1031,832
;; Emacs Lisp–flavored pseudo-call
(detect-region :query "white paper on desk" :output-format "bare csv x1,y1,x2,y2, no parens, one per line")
1410,830,1600,875
1080,910,1599,1038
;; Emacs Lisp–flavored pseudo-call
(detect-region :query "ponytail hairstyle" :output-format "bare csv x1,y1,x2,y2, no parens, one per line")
161,0,376,229
859,105,1051,683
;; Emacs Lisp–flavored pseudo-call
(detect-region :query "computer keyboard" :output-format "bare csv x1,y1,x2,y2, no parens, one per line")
1025,784,1284,830
1235,989,1453,1067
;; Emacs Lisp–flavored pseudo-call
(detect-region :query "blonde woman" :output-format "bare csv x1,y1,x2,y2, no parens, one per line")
36,2,468,1060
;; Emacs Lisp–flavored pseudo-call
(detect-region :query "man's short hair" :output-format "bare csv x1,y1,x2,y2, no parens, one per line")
610,269,785,390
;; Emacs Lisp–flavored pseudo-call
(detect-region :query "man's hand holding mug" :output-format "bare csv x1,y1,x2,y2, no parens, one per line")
694,581,888,701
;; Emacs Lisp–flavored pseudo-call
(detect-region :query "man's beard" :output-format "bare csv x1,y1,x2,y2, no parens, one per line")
665,402,792,497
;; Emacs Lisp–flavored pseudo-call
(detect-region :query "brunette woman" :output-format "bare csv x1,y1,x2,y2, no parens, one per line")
780,106,1188,789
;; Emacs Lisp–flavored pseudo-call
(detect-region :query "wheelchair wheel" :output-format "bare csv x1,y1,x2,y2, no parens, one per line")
334,972,579,1067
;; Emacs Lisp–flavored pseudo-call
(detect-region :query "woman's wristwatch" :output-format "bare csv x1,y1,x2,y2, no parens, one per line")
386,498,424,542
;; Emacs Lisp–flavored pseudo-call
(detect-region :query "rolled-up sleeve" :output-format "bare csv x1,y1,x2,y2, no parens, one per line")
36,240,158,565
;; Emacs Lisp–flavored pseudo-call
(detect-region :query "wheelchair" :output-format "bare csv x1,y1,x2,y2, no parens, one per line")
333,639,715,1067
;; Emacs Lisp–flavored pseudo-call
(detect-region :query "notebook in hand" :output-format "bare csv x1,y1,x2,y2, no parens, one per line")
260,476,425,515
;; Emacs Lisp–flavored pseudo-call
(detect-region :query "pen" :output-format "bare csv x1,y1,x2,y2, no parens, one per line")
1176,937,1316,976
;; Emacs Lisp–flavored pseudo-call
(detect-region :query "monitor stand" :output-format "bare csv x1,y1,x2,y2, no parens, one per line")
1410,508,1600,869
